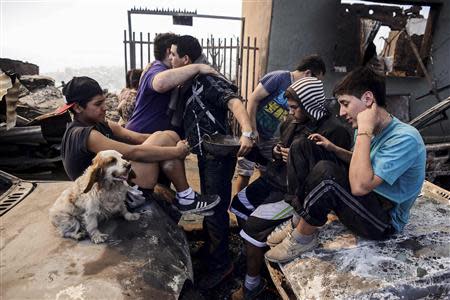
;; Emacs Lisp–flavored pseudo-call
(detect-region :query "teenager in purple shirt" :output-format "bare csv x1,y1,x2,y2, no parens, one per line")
126,33,217,135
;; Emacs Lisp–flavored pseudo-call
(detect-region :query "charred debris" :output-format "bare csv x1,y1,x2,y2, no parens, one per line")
0,59,119,177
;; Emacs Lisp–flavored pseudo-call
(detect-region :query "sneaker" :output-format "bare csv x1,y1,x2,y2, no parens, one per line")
175,192,220,215
231,278,267,300
266,219,294,247
264,232,318,263
126,185,150,209
197,263,234,290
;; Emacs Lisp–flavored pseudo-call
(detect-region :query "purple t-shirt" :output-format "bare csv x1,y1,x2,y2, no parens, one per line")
126,61,174,134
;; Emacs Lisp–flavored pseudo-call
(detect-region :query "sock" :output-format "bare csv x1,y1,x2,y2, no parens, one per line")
292,229,316,245
176,187,195,205
292,212,301,226
244,274,261,291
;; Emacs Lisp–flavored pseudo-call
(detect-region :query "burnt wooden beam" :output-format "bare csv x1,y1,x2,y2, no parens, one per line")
409,97,450,129
418,5,440,76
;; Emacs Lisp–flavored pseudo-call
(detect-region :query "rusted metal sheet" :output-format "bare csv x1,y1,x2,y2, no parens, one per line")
0,125,46,144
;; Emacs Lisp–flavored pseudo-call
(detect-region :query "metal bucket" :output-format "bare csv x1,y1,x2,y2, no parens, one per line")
202,134,240,157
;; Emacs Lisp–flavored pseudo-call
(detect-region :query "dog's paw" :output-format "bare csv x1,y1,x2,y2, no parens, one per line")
74,230,87,240
124,212,140,221
91,232,108,244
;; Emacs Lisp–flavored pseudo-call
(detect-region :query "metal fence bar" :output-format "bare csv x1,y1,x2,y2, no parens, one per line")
229,38,233,83
211,37,215,69
252,37,257,92
223,39,227,78
206,38,210,62
124,30,128,75
132,32,136,70
245,36,250,101
139,32,143,69
235,37,240,92
147,33,151,64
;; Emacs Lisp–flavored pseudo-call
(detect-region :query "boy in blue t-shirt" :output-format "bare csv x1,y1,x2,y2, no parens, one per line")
235,55,327,192
265,67,426,263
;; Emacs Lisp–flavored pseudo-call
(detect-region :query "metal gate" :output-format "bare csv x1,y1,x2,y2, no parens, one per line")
123,31,259,101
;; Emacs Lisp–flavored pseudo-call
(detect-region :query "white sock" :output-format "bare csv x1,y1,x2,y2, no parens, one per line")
176,187,195,205
292,212,301,226
292,229,316,244
244,274,261,291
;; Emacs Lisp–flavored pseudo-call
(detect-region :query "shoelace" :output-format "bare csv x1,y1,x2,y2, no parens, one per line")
273,220,290,234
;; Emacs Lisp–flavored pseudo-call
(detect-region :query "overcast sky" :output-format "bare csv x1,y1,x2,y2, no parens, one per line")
1,0,242,73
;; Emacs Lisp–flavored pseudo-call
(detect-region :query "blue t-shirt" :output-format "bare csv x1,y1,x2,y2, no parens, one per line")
362,117,426,232
255,70,292,140
126,61,175,134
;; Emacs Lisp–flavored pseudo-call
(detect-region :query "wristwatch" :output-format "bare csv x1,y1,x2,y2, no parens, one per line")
242,131,257,141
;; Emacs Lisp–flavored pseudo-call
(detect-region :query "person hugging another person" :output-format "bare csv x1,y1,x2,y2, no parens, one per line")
166,35,254,290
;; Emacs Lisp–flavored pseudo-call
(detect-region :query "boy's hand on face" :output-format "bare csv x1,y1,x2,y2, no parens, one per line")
357,102,379,133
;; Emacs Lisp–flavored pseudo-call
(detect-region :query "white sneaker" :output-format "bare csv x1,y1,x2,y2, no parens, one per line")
264,232,318,263
266,219,294,247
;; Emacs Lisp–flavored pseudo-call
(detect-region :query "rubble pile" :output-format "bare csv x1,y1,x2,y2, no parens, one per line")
0,59,123,175
105,92,120,122
19,86,65,113
20,75,55,92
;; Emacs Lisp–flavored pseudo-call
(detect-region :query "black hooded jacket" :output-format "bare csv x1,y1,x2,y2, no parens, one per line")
180,74,240,156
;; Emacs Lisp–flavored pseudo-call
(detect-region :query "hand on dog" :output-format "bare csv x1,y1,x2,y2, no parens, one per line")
126,185,146,208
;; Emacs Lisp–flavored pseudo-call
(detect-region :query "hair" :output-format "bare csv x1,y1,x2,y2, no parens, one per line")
125,70,132,88
62,76,103,110
173,35,202,62
153,33,178,61
284,89,297,102
128,69,143,90
295,54,326,77
333,66,386,107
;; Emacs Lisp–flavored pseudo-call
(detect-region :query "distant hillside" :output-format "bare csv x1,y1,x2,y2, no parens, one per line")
43,66,125,93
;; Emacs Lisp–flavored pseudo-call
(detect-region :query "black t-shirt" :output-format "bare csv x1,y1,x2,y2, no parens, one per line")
61,120,117,180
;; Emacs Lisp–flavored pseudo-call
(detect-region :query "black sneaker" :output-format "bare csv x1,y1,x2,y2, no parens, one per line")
197,263,234,290
175,192,220,215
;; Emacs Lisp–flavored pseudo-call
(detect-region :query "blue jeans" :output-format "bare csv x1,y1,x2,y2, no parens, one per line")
198,154,237,271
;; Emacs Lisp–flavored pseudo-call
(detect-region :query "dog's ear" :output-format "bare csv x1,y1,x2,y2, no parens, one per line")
127,169,136,185
82,164,102,193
